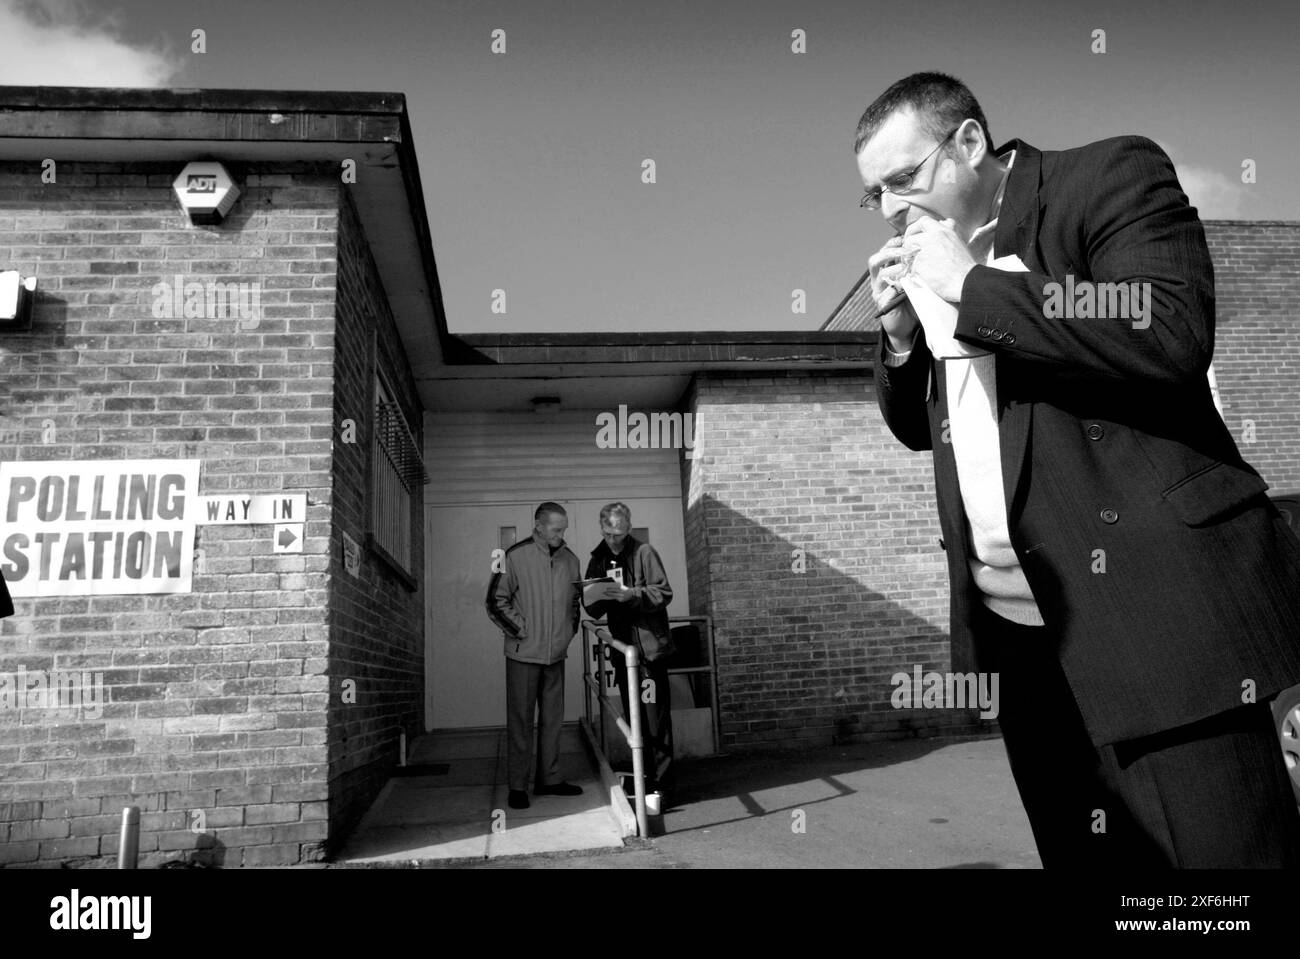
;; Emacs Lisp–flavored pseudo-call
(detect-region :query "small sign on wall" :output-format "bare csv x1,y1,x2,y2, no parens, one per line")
589,635,618,696
0,459,201,597
198,494,306,524
272,524,303,554
341,531,361,577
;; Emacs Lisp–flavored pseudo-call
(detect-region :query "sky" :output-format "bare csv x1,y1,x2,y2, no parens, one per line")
0,0,1297,332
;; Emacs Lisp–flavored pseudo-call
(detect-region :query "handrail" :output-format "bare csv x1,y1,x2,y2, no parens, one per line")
582,622,649,838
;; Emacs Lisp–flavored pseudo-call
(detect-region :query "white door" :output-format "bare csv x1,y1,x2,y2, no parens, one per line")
422,409,691,732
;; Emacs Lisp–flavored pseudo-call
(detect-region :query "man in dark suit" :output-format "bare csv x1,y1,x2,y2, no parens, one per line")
859,72,1300,867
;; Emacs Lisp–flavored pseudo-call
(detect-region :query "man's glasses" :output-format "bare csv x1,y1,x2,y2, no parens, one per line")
859,126,961,211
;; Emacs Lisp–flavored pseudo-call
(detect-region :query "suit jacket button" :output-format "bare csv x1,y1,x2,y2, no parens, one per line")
1003,333,1016,344
977,325,991,336
1086,424,1104,440
991,330,1005,341
1100,508,1119,524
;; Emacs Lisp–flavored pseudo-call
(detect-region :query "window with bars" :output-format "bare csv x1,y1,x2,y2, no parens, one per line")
371,374,427,574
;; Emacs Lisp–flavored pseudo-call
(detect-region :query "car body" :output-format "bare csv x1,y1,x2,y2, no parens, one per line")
1267,493,1300,804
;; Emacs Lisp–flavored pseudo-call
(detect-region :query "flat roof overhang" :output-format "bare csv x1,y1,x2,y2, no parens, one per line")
0,88,879,416
431,331,880,411
0,86,449,379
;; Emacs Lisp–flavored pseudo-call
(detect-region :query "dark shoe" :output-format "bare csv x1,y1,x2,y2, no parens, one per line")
507,789,530,809
534,781,583,796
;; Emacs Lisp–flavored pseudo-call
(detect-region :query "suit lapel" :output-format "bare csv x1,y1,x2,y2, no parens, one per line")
993,139,1044,271
990,139,1044,525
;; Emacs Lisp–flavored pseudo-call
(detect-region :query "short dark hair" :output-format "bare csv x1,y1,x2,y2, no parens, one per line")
535,502,566,522
852,72,992,156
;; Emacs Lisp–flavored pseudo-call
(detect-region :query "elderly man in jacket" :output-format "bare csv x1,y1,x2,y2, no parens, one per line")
583,502,677,800
486,502,584,810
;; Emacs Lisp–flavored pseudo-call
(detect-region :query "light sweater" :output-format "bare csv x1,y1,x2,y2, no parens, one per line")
883,151,1045,626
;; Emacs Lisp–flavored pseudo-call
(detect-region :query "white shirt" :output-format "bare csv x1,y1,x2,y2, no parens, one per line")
884,151,1045,626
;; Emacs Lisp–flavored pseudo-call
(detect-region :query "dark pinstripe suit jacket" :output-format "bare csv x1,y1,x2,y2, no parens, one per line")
874,136,1300,746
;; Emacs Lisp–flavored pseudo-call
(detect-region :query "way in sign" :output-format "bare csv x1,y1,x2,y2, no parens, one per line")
198,493,306,525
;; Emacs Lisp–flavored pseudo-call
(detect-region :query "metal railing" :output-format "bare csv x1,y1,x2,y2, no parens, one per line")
581,621,649,837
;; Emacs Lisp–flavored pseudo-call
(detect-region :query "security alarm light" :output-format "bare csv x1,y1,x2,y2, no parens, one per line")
0,271,36,329
172,161,241,225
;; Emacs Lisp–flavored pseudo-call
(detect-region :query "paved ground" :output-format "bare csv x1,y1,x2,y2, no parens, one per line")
339,732,1043,869
335,727,625,863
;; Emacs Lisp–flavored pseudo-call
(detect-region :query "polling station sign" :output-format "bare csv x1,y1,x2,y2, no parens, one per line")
1,460,200,597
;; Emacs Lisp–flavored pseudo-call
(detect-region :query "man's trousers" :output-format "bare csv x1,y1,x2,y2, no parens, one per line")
972,600,1300,868
505,658,565,792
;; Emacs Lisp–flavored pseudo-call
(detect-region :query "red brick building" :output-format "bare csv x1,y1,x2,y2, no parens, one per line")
0,89,430,866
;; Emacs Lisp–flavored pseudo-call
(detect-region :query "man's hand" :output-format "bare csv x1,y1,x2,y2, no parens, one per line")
902,216,976,304
604,584,637,603
868,235,920,352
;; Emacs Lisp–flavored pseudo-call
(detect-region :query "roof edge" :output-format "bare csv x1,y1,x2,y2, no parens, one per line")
0,85,408,114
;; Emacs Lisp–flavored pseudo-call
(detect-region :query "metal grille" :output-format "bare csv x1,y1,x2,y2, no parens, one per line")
375,401,429,492
372,391,427,571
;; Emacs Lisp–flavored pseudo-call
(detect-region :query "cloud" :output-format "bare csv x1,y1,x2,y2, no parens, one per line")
0,0,180,87
1174,163,1249,220
1153,140,1250,220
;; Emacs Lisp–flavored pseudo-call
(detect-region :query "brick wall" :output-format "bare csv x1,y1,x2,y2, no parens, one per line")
1203,221,1300,491
0,160,339,866
324,190,424,850
682,371,988,750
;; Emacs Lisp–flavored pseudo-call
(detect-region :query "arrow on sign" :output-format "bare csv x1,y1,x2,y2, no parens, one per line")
272,523,304,554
